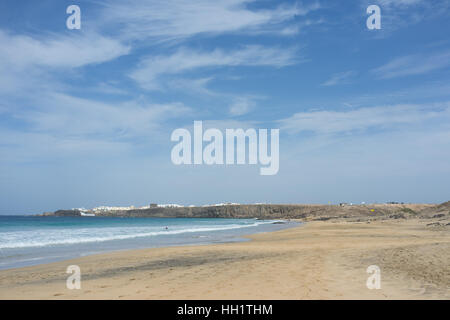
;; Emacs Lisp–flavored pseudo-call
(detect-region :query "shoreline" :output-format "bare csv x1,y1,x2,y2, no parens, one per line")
0,218,299,271
0,218,449,299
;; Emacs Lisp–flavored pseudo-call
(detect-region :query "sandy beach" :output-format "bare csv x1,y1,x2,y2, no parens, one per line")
0,218,448,300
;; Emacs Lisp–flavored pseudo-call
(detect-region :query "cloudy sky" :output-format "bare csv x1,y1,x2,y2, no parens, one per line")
1,0,450,214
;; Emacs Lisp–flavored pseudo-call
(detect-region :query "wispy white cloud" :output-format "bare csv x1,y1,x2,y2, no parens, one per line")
0,92,191,163
16,93,190,139
0,29,131,95
372,50,450,79
130,45,300,90
229,97,258,116
100,0,321,41
0,30,130,69
86,82,130,96
279,102,450,135
0,129,133,163
321,71,357,86
168,77,217,96
377,0,424,7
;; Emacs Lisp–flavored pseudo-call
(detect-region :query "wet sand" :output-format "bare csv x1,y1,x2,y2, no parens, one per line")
0,219,449,299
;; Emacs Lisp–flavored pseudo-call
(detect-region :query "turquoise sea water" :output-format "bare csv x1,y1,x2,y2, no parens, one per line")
0,216,298,270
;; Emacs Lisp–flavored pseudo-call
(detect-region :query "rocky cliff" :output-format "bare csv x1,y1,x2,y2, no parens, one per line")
40,202,450,223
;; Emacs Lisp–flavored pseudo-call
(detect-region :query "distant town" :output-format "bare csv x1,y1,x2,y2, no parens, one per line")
73,203,243,214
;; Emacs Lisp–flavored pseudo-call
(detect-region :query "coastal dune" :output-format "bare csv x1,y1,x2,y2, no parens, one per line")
0,216,449,299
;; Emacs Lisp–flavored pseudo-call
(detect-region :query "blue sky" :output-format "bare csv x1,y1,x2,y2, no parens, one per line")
1,0,450,214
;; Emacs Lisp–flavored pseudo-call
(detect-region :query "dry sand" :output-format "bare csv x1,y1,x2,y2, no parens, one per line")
0,219,449,300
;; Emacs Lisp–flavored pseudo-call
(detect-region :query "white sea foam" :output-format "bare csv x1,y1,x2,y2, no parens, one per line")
0,221,273,249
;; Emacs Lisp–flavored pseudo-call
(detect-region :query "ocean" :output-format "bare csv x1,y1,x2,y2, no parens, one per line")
0,216,298,270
